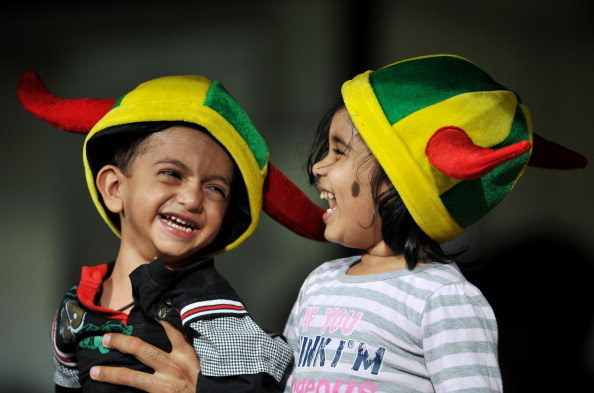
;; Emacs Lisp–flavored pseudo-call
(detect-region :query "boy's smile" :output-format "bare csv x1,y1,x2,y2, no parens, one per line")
159,213,200,235
312,110,382,251
106,126,234,267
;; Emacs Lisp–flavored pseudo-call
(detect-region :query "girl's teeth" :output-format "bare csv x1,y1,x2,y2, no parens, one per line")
326,208,333,213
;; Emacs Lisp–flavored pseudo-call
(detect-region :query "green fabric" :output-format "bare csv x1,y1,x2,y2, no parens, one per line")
204,81,268,169
441,106,530,227
370,56,507,126
112,93,126,110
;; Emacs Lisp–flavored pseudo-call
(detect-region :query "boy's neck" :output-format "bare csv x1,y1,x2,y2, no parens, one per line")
99,244,154,313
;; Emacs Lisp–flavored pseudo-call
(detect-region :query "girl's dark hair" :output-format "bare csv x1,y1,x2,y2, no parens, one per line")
87,121,250,254
307,105,463,269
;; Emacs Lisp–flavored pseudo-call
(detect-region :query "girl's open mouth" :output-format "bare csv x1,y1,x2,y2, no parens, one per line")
320,191,337,221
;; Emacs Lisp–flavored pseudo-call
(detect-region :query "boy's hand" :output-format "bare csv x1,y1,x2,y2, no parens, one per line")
90,320,200,393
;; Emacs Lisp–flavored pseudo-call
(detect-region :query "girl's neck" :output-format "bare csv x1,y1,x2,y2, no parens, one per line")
347,241,409,275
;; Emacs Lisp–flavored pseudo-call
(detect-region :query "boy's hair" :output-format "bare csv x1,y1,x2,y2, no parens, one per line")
88,121,250,255
307,105,460,269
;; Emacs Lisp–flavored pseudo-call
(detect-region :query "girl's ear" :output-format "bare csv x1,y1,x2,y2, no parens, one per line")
96,165,125,214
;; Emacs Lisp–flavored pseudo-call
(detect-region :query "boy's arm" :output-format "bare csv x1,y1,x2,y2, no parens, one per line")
170,274,293,391
55,387,83,393
52,297,83,393
197,373,285,393
87,321,287,393
181,313,293,391
131,259,293,392
422,283,502,393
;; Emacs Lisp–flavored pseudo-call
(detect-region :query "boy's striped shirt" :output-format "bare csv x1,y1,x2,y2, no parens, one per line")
180,299,248,326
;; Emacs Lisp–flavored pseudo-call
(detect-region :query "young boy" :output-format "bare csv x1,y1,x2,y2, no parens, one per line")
18,73,325,393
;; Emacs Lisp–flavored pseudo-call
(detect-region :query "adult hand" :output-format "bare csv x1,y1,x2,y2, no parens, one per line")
90,320,200,393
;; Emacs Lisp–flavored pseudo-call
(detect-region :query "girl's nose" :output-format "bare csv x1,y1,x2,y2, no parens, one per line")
312,156,330,177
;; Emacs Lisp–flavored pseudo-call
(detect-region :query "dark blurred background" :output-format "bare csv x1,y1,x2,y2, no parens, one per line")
1,1,592,392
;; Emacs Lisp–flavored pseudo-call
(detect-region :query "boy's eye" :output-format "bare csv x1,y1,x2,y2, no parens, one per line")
159,170,182,179
206,185,228,199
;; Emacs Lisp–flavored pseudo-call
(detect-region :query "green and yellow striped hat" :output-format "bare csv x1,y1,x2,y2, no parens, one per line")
85,75,268,253
18,71,327,254
81,75,269,253
342,54,586,243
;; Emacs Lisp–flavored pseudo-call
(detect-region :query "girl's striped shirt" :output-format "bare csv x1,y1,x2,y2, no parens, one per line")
283,256,502,393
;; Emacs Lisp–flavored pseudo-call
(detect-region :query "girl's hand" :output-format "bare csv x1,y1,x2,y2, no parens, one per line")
89,320,200,393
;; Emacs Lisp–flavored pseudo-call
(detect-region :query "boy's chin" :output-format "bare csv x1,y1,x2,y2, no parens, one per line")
161,252,202,269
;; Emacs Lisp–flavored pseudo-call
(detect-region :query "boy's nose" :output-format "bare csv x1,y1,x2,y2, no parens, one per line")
177,187,203,212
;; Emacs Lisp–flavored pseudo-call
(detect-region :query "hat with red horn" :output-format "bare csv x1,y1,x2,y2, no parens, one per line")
18,70,326,254
342,54,587,243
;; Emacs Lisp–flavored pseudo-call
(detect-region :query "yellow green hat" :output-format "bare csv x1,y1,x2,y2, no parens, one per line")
83,75,268,253
342,54,587,243
18,71,327,254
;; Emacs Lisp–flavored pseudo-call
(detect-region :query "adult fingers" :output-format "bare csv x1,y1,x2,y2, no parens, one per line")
158,319,200,381
158,320,199,360
102,333,171,372
90,365,157,392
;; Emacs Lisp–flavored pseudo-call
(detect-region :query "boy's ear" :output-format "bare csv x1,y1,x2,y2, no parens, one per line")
96,165,125,214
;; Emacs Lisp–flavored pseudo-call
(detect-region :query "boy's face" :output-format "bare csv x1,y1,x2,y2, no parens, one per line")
114,126,234,266
312,110,383,251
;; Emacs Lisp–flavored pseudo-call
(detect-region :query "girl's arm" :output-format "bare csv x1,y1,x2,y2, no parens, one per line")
422,282,502,393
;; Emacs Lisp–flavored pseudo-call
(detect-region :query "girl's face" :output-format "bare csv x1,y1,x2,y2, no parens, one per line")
312,109,383,251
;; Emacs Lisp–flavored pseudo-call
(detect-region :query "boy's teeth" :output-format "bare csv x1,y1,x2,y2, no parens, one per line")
170,222,193,232
163,214,195,231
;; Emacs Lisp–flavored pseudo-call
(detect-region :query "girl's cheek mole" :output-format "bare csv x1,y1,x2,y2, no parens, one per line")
351,181,360,197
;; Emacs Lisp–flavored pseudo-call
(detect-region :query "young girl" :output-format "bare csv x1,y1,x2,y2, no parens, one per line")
283,54,586,393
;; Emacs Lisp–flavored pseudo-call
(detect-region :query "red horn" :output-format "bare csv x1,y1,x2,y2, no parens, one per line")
263,163,326,241
528,133,587,169
17,71,116,134
426,126,532,180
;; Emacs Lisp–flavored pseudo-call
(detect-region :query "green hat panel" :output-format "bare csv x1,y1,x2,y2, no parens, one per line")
83,75,268,254
203,81,268,170
370,55,508,126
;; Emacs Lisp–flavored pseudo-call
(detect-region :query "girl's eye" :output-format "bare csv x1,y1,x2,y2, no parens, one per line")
332,148,345,156
160,170,182,179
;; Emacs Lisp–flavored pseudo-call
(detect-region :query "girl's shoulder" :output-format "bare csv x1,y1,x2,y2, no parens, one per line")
410,262,488,302
412,262,466,282
404,262,474,292
306,255,361,280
